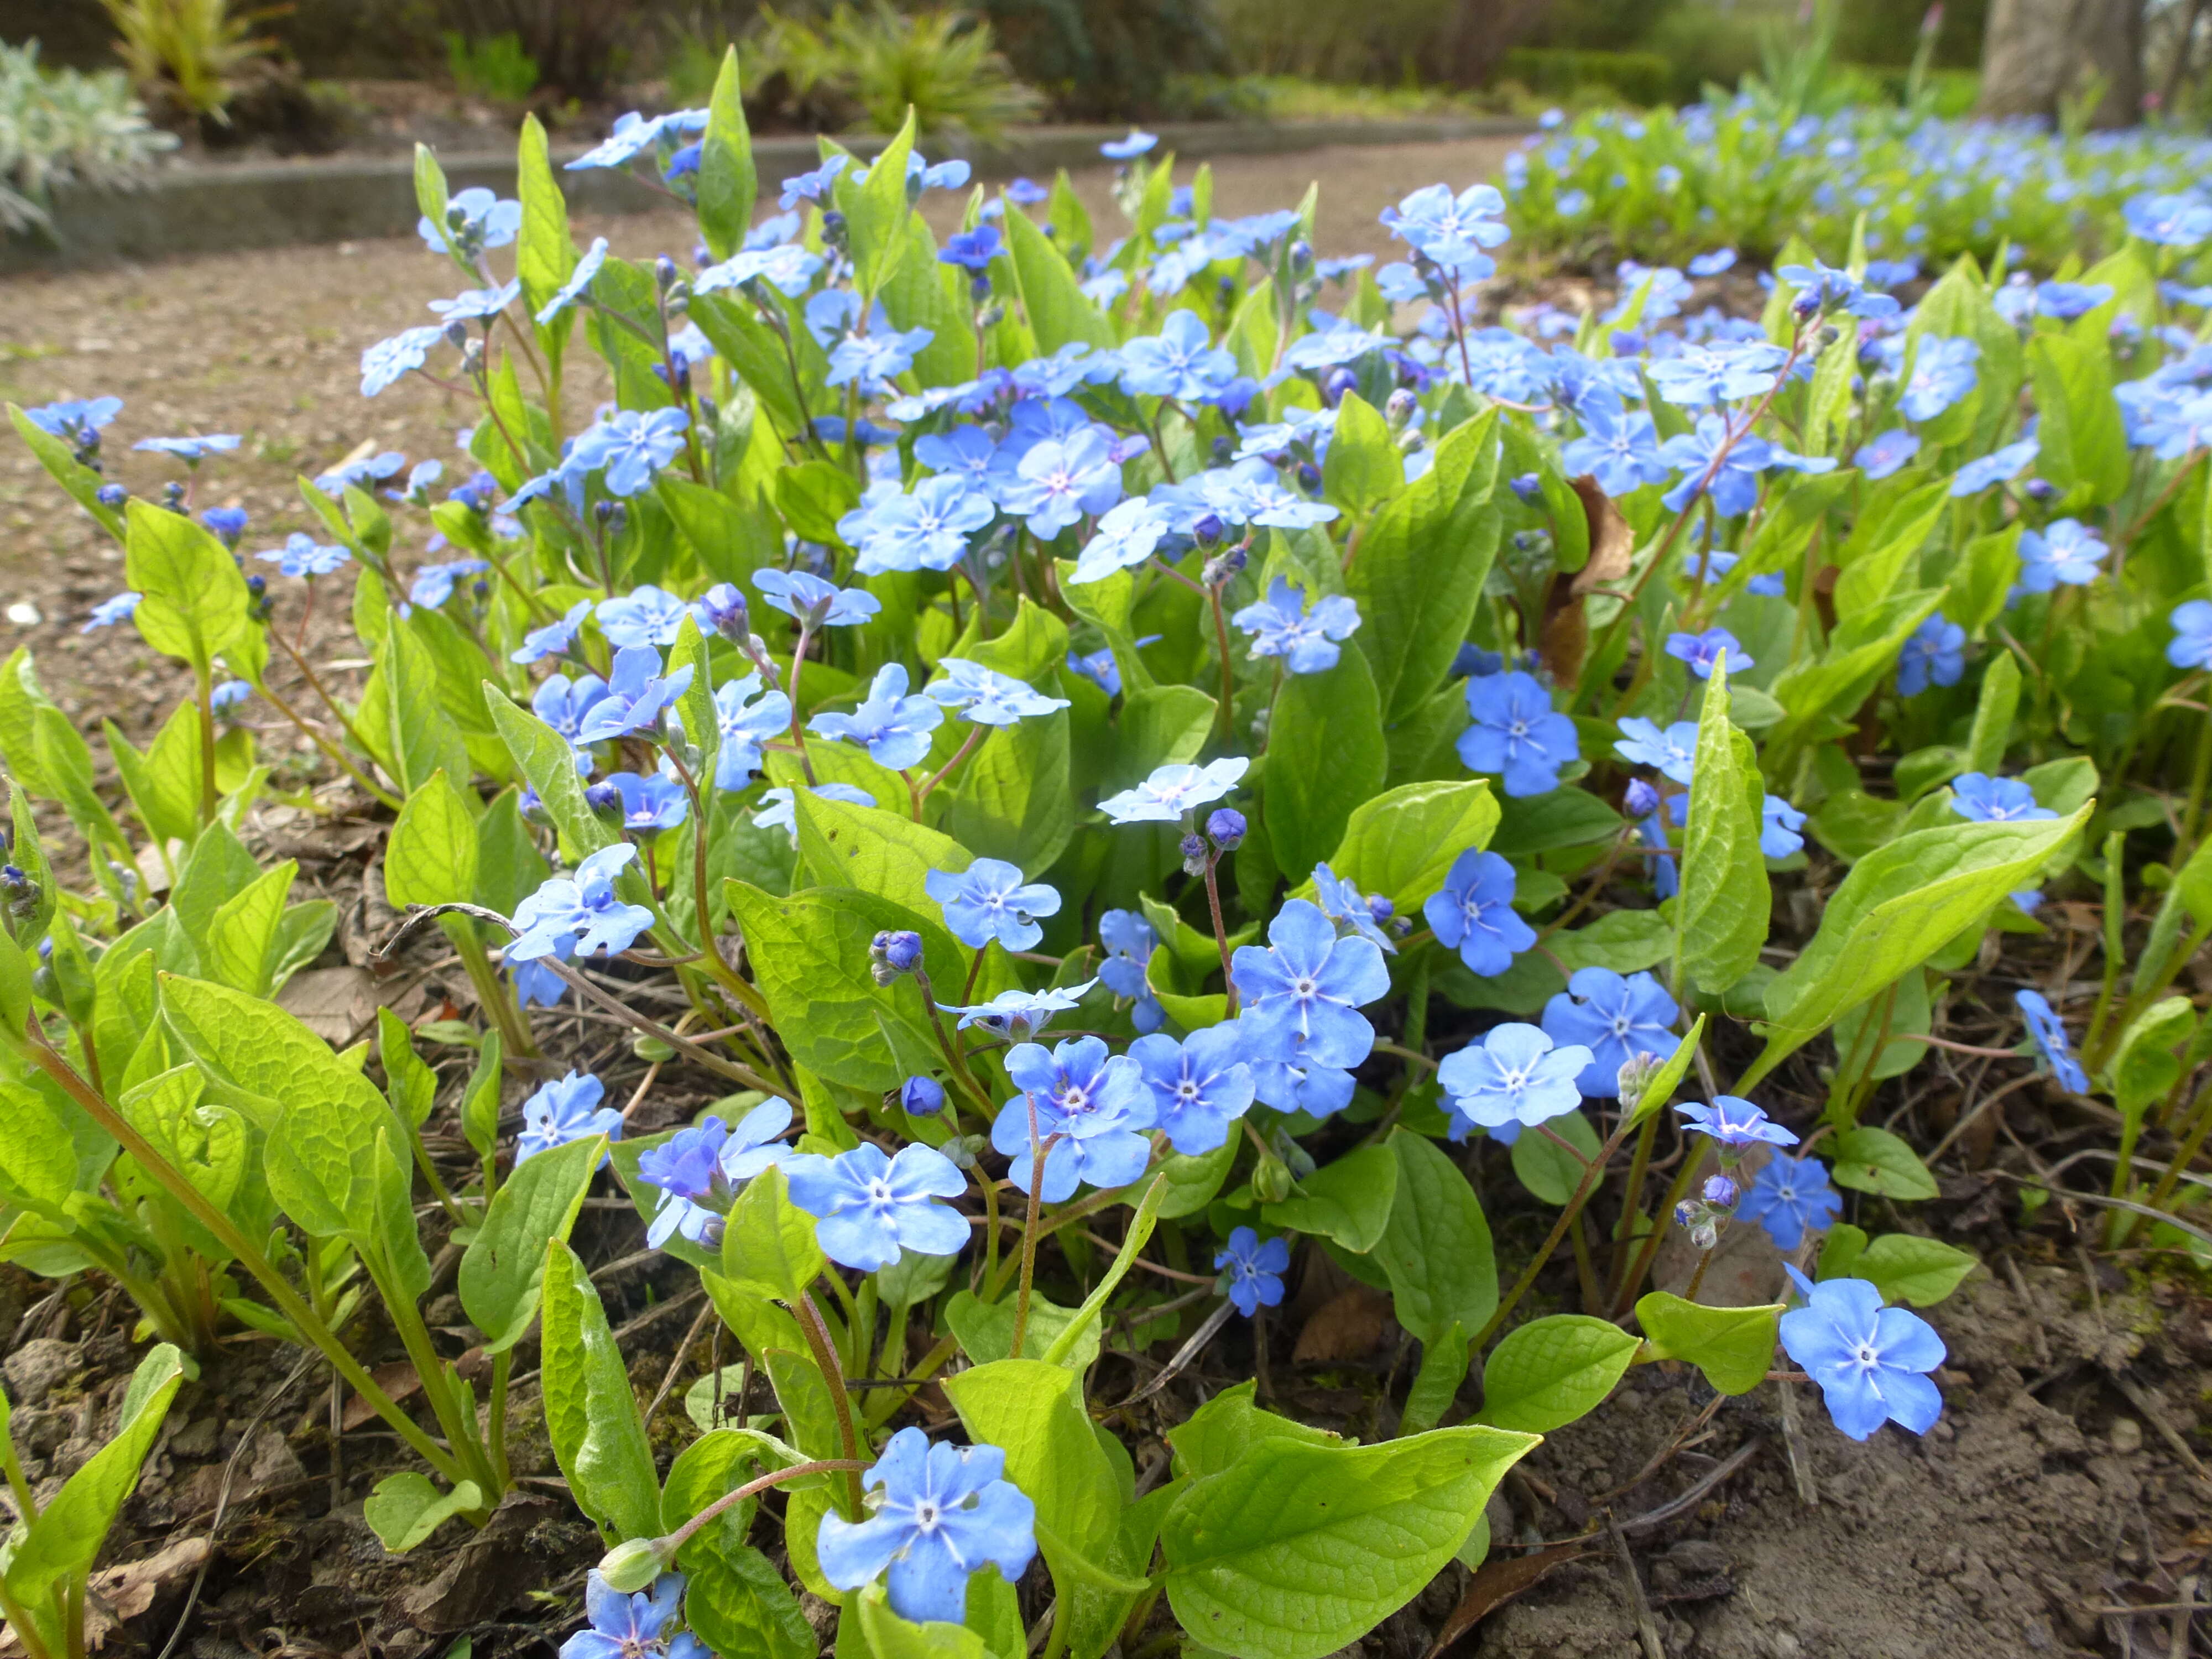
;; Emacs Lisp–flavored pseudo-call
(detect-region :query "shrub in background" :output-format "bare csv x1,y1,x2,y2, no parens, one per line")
0,38,174,231
443,27,539,103
95,0,279,123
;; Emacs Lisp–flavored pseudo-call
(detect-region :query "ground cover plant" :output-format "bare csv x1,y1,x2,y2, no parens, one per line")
2,48,2210,1659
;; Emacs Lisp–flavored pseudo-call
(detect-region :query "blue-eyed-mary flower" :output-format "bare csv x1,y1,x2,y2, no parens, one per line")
755,567,882,628
635,1099,792,1248
925,659,1072,726
1099,757,1249,825
937,982,1092,1042
816,1427,1037,1625
2016,989,2089,1092
1437,1022,1592,1144
1541,968,1681,1097
575,646,693,744
1949,773,2056,824
557,1572,703,1659
992,1036,1155,1200
1739,1154,1843,1249
709,675,792,789
1128,1023,1255,1155
1778,1270,1945,1441
1232,577,1362,675
508,843,656,963
1457,670,1579,797
1677,1095,1797,1149
597,585,691,650
924,859,1060,953
569,408,691,497
782,1142,969,1272
1230,898,1390,1071
516,1072,622,1165
810,664,942,772
2166,599,2212,670
1215,1227,1290,1316
1423,849,1534,977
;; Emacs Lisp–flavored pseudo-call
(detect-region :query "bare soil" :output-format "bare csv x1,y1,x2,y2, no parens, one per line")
1,134,2208,1659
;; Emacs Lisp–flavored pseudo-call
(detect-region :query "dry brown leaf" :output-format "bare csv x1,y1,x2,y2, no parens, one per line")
1291,1284,1391,1364
342,1358,422,1431
53,1535,215,1652
1537,475,1636,684
1422,1541,1590,1658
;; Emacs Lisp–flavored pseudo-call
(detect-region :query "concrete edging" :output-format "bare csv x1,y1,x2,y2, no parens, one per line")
2,116,1536,274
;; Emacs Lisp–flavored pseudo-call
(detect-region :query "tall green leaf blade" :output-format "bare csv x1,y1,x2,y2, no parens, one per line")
461,1133,604,1352
1265,649,1386,883
516,113,577,320
1003,204,1115,354
1676,656,1768,995
541,1239,663,1543
123,500,248,674
1477,1314,1640,1433
697,47,757,263
1370,1129,1495,1345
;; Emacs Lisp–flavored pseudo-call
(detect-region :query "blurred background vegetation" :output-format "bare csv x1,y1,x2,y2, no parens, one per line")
0,0,2205,154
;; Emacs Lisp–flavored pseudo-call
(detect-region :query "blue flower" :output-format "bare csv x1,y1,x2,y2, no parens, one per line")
1230,898,1389,1070
418,187,520,254
1098,757,1250,825
428,280,522,322
81,591,140,634
2015,518,2106,592
1006,176,1049,204
24,396,121,445
810,663,941,771
847,473,997,576
2124,192,2212,246
1381,181,1510,277
1561,397,1670,497
940,225,1003,272
1541,968,1681,1097
1778,1272,1945,1441
637,1099,794,1248
535,237,611,324
361,325,448,397
1129,1024,1254,1154
1069,498,1173,586
1738,1154,1841,1249
1438,1022,1591,1142
694,242,824,300
994,428,1123,539
783,1142,969,1272
509,843,656,963
1245,1039,1358,1120
133,434,241,463
576,646,693,744
558,1572,702,1659
1098,909,1164,1034
1657,414,1771,517
512,598,594,665
409,559,489,609
1854,428,1921,480
2016,989,2089,1092
1777,260,1899,319
1677,1095,1797,1149
1949,772,2055,823
515,1071,622,1164
570,408,691,497
210,680,252,718
596,585,691,650
1422,849,1534,977
1614,717,1698,784
1215,1227,1290,1316
924,858,1061,952
202,506,248,546
1311,863,1396,954
605,771,690,833
1231,577,1362,675
533,671,611,768
1647,342,1790,408
1100,130,1158,159
1119,309,1240,403
827,325,936,390
1761,794,1807,858
924,659,1071,726
816,1427,1037,1625
778,154,851,208
2035,280,2112,320
1897,614,1965,695
938,981,1092,1042
1663,627,1748,679
993,1036,1156,1199
756,567,881,628
2169,599,2212,670
1458,670,1579,797
1949,436,2037,497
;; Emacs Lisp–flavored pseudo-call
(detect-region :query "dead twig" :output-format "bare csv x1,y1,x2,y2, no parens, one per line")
1606,1517,1666,1659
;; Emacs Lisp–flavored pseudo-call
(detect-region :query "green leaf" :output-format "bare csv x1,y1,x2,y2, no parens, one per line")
0,1079,81,1217
1489,787,1623,857
1042,1172,1170,1366
1370,1129,1495,1345
363,1473,483,1553
1509,1108,1600,1205
1633,1293,1780,1396
1114,683,1215,786
9,404,125,541
1833,479,1947,617
1344,410,1503,722
2109,995,2195,1119
413,143,450,248
1320,393,1401,516
1261,1141,1397,1253
540,1239,662,1543
4,1344,186,1607
945,1288,1098,1370
2027,332,2130,509
686,1537,816,1659
460,1030,504,1169
1828,1125,1939,1200
1003,202,1115,354
1676,654,1770,995
946,709,1074,875
124,500,248,674
1326,780,1498,921
1477,1314,1640,1433
380,623,471,798
1399,1321,1469,1437
1749,806,2090,1086
696,48,757,263
515,114,577,324
943,1360,1144,1658
1845,1233,1978,1306
1551,909,1673,977
1160,1423,1536,1659
852,1586,994,1659
1265,649,1387,884
1769,588,1944,748
386,769,481,911
1166,1380,1342,1483
1966,651,2021,776
720,1164,825,1303
839,118,917,301
205,860,296,997
461,1132,603,1350
1626,1013,1705,1126
486,688,619,860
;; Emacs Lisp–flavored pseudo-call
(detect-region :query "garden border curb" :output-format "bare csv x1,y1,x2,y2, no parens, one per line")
0,116,1536,275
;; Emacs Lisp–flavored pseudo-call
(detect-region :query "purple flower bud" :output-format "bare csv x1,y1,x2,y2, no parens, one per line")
1385,387,1417,427
1510,472,1542,503
584,780,622,815
1625,778,1661,817
95,483,128,510
873,929,924,973
1181,832,1209,876
1296,460,1322,492
1192,513,1225,547
2022,477,2057,501
1322,366,1360,406
698,582,749,643
1366,894,1395,922
1206,807,1246,849
900,1075,946,1115
1703,1173,1739,1207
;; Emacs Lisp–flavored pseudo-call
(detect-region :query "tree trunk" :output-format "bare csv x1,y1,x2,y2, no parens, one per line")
1437,0,1548,88
1977,0,2145,125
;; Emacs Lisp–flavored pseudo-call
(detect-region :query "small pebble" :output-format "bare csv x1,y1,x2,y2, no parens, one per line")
2107,1416,2142,1454
7,601,41,626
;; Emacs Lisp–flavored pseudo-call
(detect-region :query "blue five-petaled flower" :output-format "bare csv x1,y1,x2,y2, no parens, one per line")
1215,1226,1290,1316
816,1427,1037,1625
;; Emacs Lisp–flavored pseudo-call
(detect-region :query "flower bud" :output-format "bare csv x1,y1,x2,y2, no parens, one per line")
2022,477,2056,502
938,1132,987,1170
1253,1152,1295,1206
1206,807,1246,849
161,481,186,512
518,785,552,828
96,483,128,510
1296,460,1322,492
900,1075,946,1115
1180,832,1209,878
1702,1173,1739,1208
655,255,680,291
1322,366,1359,406
698,582,749,644
1509,472,1542,504
1191,513,1225,547
870,928,925,984
584,780,623,818
1624,779,1661,818
596,1537,669,1595
1614,1048,1666,1104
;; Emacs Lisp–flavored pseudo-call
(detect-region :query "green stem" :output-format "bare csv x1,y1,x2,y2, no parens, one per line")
1612,1141,1712,1319
794,1291,867,1517
657,1458,873,1562
1472,1113,1637,1349
2142,1077,2212,1216
448,919,540,1061
194,664,218,827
